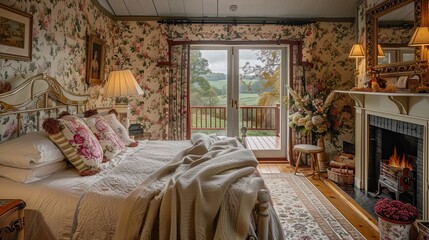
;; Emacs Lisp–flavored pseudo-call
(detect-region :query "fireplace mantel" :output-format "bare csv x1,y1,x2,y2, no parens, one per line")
335,90,429,117
335,90,429,220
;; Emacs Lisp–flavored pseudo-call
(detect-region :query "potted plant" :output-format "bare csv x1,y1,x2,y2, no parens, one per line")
374,198,417,240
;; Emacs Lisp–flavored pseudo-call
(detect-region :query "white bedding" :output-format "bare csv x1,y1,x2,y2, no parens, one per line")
0,138,282,240
0,140,192,240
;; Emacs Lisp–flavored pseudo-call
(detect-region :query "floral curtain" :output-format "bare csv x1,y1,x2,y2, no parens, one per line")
168,44,189,140
289,44,312,165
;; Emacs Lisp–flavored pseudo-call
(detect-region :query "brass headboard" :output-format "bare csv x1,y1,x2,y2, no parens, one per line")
0,74,88,142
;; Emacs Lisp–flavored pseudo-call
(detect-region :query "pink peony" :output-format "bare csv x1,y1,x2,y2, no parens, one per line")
73,134,85,144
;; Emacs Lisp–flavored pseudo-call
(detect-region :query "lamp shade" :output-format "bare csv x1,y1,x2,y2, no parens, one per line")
349,44,365,58
409,26,429,46
104,69,144,98
377,44,385,58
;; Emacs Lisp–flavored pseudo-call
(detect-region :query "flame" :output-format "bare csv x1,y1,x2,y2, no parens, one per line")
388,146,413,170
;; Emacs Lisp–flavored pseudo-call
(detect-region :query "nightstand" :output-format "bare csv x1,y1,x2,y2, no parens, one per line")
0,199,25,240
131,132,152,140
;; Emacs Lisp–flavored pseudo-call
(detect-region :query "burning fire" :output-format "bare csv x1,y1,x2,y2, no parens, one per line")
388,146,413,170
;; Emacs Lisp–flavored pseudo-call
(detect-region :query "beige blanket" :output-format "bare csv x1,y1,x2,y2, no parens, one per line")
114,137,264,240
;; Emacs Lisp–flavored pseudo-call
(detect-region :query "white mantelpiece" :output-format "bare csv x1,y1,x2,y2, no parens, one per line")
335,90,429,219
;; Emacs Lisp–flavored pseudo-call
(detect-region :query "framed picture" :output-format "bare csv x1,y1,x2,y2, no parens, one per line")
86,35,106,85
0,4,32,61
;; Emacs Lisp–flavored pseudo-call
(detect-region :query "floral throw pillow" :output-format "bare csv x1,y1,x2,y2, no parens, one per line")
84,114,126,160
43,115,103,176
103,113,136,146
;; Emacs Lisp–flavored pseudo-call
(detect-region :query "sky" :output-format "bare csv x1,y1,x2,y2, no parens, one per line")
199,49,263,74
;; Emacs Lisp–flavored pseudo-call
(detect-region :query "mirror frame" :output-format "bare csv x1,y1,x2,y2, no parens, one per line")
366,0,425,76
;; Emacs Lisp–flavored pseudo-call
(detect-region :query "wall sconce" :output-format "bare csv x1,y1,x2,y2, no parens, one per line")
349,44,365,69
104,69,144,128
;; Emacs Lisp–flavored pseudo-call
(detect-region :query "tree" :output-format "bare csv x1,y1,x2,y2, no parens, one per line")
240,50,281,106
190,50,219,106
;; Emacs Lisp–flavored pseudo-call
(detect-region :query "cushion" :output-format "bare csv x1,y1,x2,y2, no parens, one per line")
0,131,65,168
43,115,103,175
103,113,136,146
83,114,126,160
0,161,67,184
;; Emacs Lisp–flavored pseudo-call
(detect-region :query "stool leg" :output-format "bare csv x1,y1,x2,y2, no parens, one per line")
294,152,302,175
311,154,319,178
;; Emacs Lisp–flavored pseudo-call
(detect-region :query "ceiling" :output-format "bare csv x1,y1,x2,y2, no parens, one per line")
95,0,361,22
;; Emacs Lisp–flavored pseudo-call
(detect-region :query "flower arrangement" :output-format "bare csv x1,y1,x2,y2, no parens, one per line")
285,86,353,148
374,198,418,223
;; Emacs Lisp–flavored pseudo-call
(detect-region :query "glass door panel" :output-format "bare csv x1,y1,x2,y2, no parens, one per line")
189,48,229,136
236,48,287,158
189,46,288,159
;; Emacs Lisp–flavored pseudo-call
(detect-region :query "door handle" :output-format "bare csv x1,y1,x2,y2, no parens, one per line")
230,98,234,108
234,100,238,109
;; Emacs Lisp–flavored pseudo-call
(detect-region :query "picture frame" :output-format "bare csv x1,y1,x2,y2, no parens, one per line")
0,4,33,61
86,35,106,85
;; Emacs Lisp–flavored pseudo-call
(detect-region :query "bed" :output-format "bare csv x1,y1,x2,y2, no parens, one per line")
0,74,284,240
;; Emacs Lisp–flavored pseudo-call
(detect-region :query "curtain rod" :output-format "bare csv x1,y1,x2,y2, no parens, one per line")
157,18,318,26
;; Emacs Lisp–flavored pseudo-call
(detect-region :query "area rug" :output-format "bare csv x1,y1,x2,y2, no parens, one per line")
262,173,365,240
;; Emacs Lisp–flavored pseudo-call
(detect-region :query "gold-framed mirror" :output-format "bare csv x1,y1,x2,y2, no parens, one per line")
366,0,427,76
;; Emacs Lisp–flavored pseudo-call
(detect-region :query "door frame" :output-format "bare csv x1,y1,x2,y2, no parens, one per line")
188,43,291,159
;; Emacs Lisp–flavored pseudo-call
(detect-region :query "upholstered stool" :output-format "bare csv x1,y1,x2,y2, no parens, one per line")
293,144,324,178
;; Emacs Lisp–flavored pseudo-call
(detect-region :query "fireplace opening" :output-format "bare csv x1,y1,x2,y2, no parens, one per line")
368,115,423,217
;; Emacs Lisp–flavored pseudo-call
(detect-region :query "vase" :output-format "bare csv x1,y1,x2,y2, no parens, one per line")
378,215,414,240
317,136,327,173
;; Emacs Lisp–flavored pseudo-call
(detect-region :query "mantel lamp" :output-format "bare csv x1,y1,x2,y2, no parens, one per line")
409,26,429,88
377,44,385,58
104,69,144,128
349,44,365,70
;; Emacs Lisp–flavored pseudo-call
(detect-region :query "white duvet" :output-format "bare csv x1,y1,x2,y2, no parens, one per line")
0,137,283,240
0,140,191,240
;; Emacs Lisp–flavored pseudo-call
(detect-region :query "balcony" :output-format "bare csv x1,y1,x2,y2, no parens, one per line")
190,105,280,150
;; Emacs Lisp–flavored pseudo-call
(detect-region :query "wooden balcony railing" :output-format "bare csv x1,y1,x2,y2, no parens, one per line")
190,104,280,136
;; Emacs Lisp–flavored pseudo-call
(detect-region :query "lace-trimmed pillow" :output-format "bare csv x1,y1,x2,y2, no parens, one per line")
42,115,103,176
103,113,137,147
83,114,126,160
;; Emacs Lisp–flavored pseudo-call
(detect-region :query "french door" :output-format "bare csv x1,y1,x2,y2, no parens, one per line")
189,45,288,158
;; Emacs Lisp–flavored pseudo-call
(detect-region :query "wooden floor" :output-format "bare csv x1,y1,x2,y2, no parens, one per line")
258,163,379,239
246,136,280,150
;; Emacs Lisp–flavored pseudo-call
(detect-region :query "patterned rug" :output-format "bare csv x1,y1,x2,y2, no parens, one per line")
262,173,365,240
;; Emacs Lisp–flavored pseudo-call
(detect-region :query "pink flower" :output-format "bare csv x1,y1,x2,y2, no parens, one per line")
73,134,85,144
374,198,417,222
95,118,109,132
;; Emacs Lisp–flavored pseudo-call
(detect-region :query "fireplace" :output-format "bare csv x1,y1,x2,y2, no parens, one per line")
368,115,423,215
336,90,429,220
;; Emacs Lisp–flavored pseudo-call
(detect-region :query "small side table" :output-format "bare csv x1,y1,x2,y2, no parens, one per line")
0,199,26,240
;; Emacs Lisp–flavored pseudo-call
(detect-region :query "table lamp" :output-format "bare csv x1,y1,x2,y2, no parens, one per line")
409,26,429,89
104,69,144,128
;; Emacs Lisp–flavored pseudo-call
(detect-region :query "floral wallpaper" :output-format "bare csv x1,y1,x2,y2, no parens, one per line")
0,0,357,147
112,22,356,143
378,26,414,45
0,0,113,141
0,0,114,91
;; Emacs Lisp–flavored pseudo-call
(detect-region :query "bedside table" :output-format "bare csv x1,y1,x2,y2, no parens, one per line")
0,199,25,240
131,132,152,140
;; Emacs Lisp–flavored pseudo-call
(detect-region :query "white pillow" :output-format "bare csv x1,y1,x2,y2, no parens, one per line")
103,114,135,146
0,131,65,168
0,161,67,184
